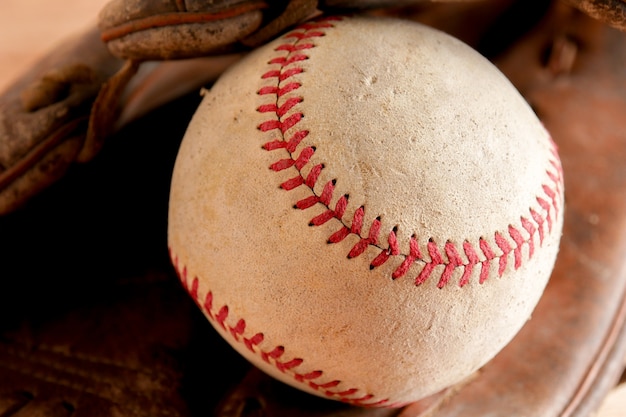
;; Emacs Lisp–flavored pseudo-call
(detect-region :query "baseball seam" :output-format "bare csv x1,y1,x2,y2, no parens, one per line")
170,15,564,408
169,252,400,407
256,16,564,288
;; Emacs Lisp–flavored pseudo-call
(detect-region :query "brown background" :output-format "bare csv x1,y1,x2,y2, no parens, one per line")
0,1,624,415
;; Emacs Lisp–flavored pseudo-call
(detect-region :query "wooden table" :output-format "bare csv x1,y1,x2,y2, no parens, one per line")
0,1,624,415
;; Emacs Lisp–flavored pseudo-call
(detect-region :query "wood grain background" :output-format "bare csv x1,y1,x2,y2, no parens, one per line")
0,1,624,415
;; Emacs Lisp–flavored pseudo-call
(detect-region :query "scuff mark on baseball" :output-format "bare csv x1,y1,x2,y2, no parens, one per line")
168,15,564,407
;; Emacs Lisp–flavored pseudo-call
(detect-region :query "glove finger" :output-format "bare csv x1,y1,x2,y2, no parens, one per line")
99,0,268,60
0,26,124,215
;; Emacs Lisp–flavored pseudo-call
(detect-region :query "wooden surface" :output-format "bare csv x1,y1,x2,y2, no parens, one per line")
0,1,624,415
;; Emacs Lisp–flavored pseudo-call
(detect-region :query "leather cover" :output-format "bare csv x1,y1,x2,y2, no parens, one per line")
1,1,626,417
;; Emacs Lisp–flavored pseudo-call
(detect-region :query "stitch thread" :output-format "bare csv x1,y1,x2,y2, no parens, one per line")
255,16,563,289
170,249,400,407
174,18,410,406
169,15,564,408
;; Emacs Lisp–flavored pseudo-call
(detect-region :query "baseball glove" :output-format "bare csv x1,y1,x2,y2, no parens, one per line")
1,1,625,416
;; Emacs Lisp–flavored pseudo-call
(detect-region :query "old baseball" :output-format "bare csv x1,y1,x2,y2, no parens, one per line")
168,16,564,407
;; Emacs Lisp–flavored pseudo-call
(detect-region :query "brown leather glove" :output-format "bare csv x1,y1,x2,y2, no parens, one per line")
2,1,626,417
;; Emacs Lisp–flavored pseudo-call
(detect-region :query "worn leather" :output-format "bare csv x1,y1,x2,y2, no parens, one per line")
479,5,626,415
2,1,626,417
2,0,624,215
99,0,268,59
563,0,626,30
215,2,626,416
0,27,123,216
0,93,219,417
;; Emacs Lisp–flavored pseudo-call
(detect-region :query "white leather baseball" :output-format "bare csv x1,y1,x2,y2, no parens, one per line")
168,15,564,407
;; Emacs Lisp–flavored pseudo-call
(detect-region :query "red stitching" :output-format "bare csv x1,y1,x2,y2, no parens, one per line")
393,235,419,280
168,250,394,407
441,242,463,288
170,16,563,406
255,15,563,288
508,225,525,269
460,241,479,287
521,217,536,258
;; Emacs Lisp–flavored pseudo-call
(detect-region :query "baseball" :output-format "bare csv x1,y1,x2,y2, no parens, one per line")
168,15,564,407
